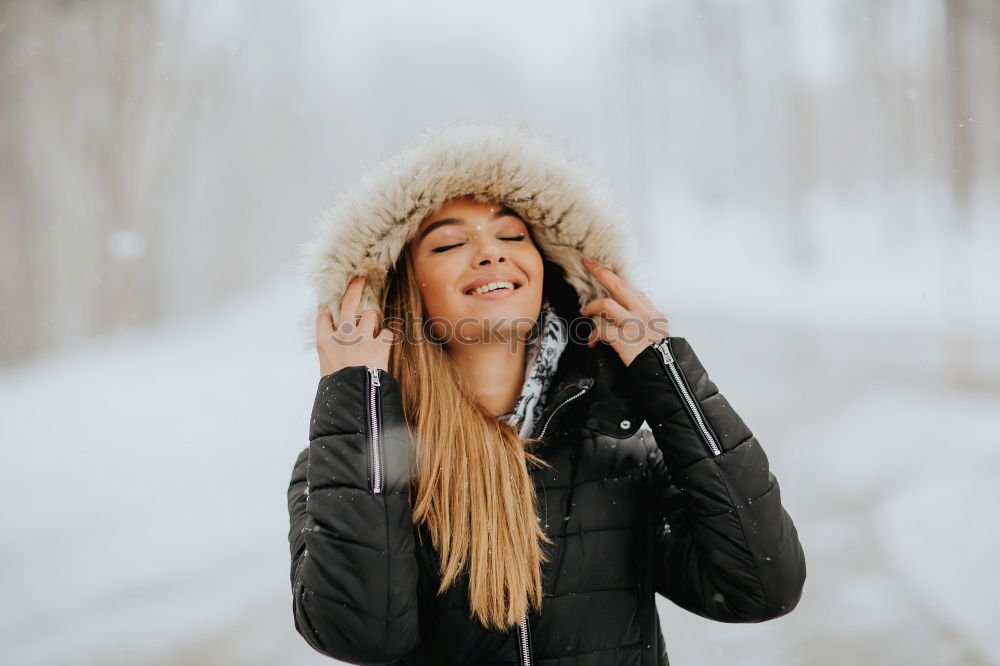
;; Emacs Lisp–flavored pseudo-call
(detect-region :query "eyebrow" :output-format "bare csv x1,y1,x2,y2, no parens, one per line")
416,206,521,243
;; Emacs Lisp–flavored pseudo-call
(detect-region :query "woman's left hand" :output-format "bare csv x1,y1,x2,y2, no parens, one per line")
579,256,671,367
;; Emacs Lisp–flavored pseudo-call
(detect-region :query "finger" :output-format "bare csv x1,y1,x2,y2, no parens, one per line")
589,315,615,348
588,313,618,348
316,303,334,341
648,314,671,339
356,309,377,336
580,297,630,324
583,258,641,311
339,275,366,328
377,327,396,345
587,324,606,348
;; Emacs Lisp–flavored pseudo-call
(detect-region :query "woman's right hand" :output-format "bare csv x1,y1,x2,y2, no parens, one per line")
316,275,395,377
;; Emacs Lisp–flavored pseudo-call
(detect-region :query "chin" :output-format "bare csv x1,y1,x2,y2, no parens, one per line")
443,308,534,345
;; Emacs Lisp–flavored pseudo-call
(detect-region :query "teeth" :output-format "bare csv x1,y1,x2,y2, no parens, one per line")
469,281,515,295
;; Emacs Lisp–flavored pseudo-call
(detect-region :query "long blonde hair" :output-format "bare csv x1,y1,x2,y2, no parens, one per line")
378,245,554,630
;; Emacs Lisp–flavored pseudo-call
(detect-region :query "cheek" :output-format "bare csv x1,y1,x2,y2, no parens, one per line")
520,249,545,288
414,266,463,315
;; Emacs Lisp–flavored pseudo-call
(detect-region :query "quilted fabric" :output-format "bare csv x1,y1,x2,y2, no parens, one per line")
287,124,806,664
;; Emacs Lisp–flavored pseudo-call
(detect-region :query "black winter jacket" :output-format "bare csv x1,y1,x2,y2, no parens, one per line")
287,331,807,665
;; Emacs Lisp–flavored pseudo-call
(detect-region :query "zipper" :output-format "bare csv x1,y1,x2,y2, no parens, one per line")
533,384,591,441
367,366,383,494
652,338,722,456
517,378,590,666
516,614,532,666
514,382,591,665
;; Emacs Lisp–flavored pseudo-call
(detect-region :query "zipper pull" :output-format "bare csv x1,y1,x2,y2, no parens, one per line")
654,337,674,364
368,366,381,386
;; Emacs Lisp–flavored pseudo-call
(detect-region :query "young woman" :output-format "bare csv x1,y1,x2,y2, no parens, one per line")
287,124,806,665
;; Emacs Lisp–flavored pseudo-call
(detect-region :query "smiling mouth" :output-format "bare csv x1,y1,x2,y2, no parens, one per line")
464,281,523,296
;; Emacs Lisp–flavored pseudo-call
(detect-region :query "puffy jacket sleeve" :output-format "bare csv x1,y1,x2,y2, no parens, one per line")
287,365,420,663
625,337,806,622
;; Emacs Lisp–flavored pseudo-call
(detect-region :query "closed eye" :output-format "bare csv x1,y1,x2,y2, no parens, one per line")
431,234,525,253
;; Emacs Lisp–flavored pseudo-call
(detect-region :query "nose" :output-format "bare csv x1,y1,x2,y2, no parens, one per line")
474,237,508,266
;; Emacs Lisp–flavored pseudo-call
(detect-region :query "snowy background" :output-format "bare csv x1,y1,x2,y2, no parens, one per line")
1,1,998,664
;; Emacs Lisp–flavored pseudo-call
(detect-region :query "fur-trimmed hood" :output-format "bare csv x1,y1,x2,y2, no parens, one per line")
299,123,635,337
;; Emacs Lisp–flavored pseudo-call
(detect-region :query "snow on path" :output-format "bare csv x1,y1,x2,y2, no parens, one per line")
0,268,322,666
875,459,1000,661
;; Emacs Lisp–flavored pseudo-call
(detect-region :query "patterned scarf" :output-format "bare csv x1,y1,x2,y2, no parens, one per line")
501,298,569,439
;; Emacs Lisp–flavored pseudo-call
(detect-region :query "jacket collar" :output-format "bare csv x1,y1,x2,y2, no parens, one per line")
529,340,645,445
528,372,596,442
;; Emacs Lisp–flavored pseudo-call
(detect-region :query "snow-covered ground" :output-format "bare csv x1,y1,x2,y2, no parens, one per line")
0,269,319,666
1,266,997,665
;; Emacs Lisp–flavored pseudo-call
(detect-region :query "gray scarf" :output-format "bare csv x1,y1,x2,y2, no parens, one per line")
501,298,569,439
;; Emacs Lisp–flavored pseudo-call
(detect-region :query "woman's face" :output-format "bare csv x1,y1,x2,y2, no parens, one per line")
408,197,544,347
